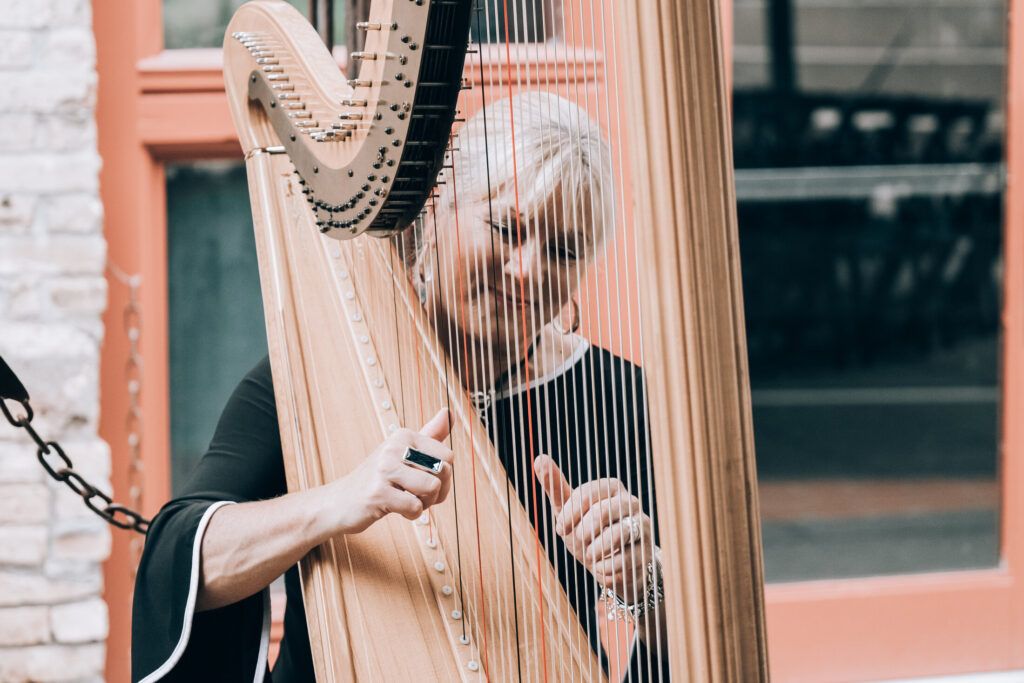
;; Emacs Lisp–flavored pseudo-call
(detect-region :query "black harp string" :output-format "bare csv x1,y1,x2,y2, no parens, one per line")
482,26,533,683
449,81,501,670
388,246,408,427
448,129,495,673
469,1,527,677
499,6,548,681
427,195,470,644
482,1,529,678
437,144,494,671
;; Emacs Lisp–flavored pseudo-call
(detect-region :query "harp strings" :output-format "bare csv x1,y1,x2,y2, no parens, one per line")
376,0,665,678
463,17,523,674
597,0,661,670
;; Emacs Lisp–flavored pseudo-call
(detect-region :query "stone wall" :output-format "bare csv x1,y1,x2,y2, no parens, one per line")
0,0,109,681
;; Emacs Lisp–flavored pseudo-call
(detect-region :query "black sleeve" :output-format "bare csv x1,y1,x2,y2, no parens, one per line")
131,357,286,683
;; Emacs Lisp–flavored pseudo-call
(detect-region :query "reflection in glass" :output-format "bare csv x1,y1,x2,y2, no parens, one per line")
164,0,332,50
469,0,562,44
167,162,268,494
735,0,1007,581
163,0,562,50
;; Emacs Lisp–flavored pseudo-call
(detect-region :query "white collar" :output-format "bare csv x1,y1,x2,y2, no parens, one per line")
495,333,590,400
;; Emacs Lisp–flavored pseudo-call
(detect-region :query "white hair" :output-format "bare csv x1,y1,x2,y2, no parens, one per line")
440,91,615,258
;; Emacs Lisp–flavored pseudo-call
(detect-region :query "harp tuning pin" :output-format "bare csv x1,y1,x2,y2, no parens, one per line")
341,98,367,107
272,83,295,91
350,51,377,61
347,79,373,88
356,22,382,30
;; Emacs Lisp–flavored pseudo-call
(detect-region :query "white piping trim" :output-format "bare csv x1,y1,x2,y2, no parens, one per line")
254,588,271,683
496,335,590,400
139,500,236,683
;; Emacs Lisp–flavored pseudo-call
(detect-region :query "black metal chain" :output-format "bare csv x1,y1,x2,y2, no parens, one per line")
0,354,150,534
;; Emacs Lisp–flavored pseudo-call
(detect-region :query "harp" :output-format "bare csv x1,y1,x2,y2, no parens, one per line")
223,0,768,680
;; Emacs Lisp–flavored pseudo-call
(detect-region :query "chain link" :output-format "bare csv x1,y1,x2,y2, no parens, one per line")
110,263,148,566
0,369,150,533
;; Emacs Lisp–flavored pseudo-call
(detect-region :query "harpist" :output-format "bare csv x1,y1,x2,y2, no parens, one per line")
132,92,669,682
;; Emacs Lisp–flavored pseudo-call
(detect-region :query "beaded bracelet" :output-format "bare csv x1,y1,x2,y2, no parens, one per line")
600,549,664,622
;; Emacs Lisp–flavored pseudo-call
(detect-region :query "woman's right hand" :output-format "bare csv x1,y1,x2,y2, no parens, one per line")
326,408,454,535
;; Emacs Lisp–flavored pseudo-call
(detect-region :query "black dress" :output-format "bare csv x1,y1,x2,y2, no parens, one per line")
132,345,667,682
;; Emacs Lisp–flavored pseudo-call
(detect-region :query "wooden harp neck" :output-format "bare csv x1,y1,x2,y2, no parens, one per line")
224,0,471,238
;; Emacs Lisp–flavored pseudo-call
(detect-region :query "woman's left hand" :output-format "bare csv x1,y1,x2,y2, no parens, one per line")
535,454,655,602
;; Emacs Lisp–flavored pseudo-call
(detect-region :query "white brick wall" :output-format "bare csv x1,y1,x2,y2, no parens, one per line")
0,0,109,680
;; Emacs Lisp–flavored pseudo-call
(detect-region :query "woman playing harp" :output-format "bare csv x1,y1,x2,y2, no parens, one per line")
132,92,669,682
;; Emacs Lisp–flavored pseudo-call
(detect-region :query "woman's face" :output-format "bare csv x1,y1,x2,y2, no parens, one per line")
422,188,593,362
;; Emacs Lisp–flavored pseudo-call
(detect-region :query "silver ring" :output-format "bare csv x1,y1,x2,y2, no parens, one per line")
403,447,443,475
621,514,642,545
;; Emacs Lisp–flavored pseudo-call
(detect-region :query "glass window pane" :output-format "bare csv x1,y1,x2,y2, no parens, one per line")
734,0,1007,582
469,0,562,43
164,0,343,50
163,0,560,50
167,161,267,494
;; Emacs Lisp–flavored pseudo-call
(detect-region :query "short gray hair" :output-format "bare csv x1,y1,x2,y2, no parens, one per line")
439,91,615,258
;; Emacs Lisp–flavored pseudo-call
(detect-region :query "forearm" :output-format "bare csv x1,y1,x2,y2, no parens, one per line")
196,486,336,611
636,603,669,655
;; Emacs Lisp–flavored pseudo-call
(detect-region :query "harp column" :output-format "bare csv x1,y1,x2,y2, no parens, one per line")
616,1,771,681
